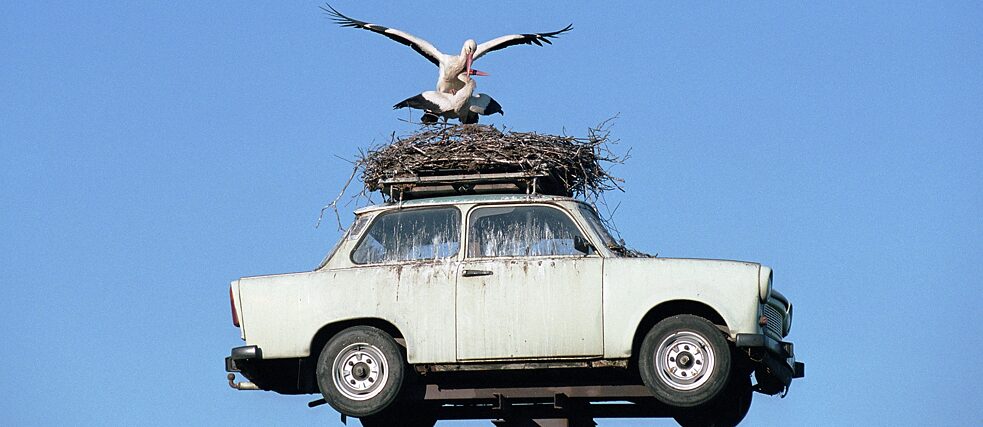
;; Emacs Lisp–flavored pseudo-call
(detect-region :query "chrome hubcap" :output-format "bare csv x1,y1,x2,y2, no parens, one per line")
332,343,389,401
655,331,715,391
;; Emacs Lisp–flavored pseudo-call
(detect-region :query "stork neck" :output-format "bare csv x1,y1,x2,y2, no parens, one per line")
463,78,475,95
451,78,475,108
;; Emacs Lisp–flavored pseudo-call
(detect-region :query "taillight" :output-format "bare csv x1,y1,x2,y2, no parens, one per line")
230,286,240,327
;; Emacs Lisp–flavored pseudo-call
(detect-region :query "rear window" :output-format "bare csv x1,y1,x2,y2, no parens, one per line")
351,207,461,264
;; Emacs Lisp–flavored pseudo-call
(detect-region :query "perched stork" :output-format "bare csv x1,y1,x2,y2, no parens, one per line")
394,54,503,124
322,3,571,94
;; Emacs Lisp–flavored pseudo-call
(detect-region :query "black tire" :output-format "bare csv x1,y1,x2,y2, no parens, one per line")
716,373,753,426
639,314,732,408
316,326,406,417
674,373,753,427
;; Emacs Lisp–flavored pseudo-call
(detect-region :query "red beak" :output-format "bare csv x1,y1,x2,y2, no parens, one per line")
466,53,489,76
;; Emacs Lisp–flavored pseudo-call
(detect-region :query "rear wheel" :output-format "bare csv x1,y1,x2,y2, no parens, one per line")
639,314,732,408
316,326,406,417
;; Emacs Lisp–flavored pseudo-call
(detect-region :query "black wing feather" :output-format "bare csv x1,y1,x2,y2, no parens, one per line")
484,98,504,116
481,24,573,55
394,94,442,112
320,4,441,66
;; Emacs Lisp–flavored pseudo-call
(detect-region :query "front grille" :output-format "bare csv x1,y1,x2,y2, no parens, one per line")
763,303,785,337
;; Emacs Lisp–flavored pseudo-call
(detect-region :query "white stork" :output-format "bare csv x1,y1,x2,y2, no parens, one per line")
394,56,503,124
322,4,571,94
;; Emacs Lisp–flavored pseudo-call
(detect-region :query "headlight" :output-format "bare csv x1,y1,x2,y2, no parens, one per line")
758,266,773,302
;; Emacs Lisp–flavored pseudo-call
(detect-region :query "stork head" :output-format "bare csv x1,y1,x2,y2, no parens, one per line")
462,39,477,56
461,39,488,76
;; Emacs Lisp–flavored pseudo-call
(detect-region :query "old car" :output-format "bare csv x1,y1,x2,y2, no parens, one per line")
225,193,803,426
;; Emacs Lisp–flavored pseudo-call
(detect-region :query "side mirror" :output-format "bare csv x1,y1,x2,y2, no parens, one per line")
573,235,594,255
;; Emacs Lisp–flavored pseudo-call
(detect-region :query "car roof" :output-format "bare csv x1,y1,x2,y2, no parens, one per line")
353,193,583,215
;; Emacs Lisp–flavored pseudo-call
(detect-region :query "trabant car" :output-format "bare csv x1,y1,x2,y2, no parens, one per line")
225,194,803,426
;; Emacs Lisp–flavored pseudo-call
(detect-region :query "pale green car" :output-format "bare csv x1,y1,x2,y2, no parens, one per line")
226,193,803,426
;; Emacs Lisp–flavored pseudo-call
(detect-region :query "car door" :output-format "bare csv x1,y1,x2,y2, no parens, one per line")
455,204,604,361
342,206,463,364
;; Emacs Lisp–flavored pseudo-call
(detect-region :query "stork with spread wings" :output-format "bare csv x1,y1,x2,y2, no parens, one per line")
322,4,571,96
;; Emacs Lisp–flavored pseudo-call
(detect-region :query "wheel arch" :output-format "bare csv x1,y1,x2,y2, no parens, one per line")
629,300,728,366
310,318,410,417
297,318,406,392
310,318,406,357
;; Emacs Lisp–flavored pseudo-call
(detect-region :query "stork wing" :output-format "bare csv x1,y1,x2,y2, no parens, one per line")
321,4,445,66
394,92,447,112
470,94,504,116
473,24,573,60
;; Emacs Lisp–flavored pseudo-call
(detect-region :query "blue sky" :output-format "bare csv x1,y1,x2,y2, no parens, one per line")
1,1,980,426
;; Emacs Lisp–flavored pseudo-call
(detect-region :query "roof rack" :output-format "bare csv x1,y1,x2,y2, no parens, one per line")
379,171,571,201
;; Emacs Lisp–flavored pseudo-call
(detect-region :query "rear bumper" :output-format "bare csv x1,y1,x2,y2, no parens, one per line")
736,333,805,394
225,345,262,372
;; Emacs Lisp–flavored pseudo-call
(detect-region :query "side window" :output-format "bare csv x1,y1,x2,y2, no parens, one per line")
468,205,586,258
351,207,461,264
348,214,372,240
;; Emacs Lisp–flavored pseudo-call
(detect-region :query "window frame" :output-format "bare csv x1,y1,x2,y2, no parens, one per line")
464,202,600,260
348,206,463,266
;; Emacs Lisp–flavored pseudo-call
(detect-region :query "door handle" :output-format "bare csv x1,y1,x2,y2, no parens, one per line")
461,269,493,277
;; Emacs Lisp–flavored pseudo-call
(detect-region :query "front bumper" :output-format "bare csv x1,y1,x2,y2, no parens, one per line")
225,345,262,372
736,333,805,394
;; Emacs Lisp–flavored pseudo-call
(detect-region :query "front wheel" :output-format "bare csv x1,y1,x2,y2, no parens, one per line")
639,314,732,408
674,373,753,427
316,326,406,417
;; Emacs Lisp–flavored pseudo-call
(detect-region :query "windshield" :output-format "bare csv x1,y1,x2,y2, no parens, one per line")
316,213,373,270
576,203,620,251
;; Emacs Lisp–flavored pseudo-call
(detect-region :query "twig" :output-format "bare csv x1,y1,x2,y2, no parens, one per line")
316,162,360,230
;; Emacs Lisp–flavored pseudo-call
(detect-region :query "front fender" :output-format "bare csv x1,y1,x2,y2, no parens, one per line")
602,258,761,358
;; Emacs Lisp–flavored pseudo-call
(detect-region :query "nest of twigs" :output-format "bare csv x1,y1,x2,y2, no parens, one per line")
361,121,625,199
317,119,628,230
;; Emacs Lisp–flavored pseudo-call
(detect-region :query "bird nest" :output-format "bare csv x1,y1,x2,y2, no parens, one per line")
361,122,625,199
318,119,628,229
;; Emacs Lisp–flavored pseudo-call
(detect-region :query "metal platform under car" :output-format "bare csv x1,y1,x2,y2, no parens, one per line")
419,383,671,427
226,369,677,426
328,383,675,427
